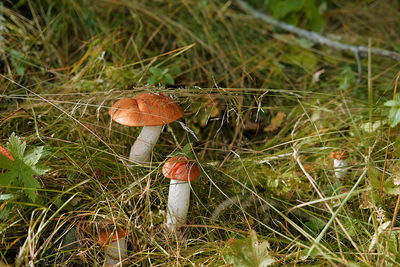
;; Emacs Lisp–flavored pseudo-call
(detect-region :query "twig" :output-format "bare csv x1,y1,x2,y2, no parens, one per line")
234,0,400,62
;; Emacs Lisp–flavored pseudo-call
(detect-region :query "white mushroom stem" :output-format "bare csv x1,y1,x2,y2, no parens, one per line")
333,159,348,179
104,238,128,266
166,179,190,232
129,125,163,164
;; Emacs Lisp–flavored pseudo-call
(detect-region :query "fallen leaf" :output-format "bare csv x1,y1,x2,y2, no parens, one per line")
264,112,286,132
244,120,260,131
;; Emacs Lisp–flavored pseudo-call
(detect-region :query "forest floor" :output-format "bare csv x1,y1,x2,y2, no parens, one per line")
1,0,400,266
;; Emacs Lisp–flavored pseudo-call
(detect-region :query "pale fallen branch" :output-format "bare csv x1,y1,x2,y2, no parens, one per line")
235,0,400,62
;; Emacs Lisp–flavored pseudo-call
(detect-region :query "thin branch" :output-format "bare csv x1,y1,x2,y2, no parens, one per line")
234,0,400,61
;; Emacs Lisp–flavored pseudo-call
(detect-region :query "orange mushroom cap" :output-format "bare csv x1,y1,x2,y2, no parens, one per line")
98,229,128,246
162,156,200,182
109,93,184,126
330,150,348,160
0,146,14,161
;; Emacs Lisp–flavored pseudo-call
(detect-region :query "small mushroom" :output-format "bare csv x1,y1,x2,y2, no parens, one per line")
162,156,200,232
330,150,348,178
0,145,14,161
97,228,128,266
109,93,184,164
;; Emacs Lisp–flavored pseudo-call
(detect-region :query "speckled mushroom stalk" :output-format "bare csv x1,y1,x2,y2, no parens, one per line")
330,151,348,179
98,229,128,266
162,156,200,232
109,93,184,164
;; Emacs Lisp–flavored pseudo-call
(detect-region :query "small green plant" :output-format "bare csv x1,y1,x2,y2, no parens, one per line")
338,65,357,90
147,66,175,86
224,231,276,267
264,0,326,32
9,49,26,75
0,133,49,203
384,93,400,127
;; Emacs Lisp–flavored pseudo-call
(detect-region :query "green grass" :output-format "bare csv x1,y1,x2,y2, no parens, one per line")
2,0,400,266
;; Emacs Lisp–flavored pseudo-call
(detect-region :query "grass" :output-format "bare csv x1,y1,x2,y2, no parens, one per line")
2,0,400,266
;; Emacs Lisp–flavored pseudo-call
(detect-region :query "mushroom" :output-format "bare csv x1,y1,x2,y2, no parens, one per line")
97,228,128,266
0,145,14,161
330,150,348,178
109,93,184,164
162,156,200,232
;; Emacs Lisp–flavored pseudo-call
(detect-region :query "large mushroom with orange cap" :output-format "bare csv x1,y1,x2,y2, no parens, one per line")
109,92,184,164
162,156,200,232
97,228,128,266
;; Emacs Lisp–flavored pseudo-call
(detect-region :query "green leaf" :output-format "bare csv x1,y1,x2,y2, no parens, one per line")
147,75,157,86
304,217,325,234
168,66,182,75
284,13,299,26
0,154,13,170
0,170,18,186
16,66,25,75
273,0,305,19
0,204,13,220
149,67,162,76
61,227,77,252
24,146,44,166
182,143,193,157
394,110,400,128
338,66,356,90
265,0,280,11
282,49,317,72
304,1,325,32
7,133,26,160
300,247,319,259
163,73,175,85
31,165,50,175
20,170,41,202
385,94,400,127
161,68,169,75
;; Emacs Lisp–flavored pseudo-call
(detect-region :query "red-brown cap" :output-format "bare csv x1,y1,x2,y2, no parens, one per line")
330,151,348,160
98,228,128,246
0,146,14,161
162,156,200,182
109,93,184,126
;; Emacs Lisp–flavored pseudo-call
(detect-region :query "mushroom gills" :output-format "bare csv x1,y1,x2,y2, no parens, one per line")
129,125,162,163
166,179,191,232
